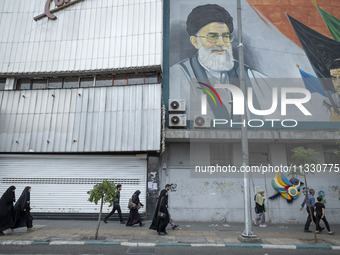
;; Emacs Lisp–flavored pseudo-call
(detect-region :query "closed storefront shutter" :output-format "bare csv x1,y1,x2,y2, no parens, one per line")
0,155,146,213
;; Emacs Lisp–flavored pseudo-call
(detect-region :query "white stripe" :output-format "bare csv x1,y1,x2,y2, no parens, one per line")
262,244,297,249
138,243,156,247
191,243,225,247
49,241,85,245
10,241,32,245
120,242,138,247
332,246,340,250
0,240,15,245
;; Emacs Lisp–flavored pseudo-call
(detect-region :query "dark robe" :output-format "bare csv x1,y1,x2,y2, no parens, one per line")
12,187,34,229
156,191,169,233
126,190,144,226
0,186,16,232
149,189,168,230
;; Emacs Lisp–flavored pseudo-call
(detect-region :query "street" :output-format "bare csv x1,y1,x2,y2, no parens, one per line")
0,245,339,255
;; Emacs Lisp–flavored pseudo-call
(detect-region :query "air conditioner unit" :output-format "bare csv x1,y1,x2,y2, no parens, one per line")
169,99,186,112
194,115,211,128
169,114,187,128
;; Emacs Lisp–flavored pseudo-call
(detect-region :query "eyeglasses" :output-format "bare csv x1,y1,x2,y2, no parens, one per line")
198,33,234,43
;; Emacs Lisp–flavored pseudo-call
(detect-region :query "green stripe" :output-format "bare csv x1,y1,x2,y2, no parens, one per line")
198,88,217,105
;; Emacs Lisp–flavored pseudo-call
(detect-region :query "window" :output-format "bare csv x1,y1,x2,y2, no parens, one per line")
114,74,127,86
249,143,270,166
96,75,112,87
286,144,319,165
12,70,161,90
324,145,340,164
16,79,31,90
0,79,5,90
48,78,63,89
80,76,94,88
145,73,159,84
210,143,233,166
32,79,47,89
64,77,79,88
128,74,144,85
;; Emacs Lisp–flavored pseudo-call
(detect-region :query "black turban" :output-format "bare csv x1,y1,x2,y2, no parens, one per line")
330,59,340,70
186,4,234,36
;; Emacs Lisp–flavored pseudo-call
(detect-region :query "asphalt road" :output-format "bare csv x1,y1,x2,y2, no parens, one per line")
0,246,339,255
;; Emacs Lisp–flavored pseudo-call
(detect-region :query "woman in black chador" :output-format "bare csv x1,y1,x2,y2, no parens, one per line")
149,189,169,235
0,186,16,235
126,190,145,227
12,186,34,231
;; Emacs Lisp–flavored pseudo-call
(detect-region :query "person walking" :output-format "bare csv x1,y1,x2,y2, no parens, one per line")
155,189,169,235
103,184,125,224
126,190,145,227
12,186,34,231
314,196,334,235
149,189,170,234
0,186,16,235
300,188,316,232
164,184,179,230
253,190,267,227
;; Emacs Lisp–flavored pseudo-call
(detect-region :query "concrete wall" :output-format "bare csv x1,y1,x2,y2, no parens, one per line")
162,143,340,224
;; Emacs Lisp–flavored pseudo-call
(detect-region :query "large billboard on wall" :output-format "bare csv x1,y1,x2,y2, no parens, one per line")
167,0,340,129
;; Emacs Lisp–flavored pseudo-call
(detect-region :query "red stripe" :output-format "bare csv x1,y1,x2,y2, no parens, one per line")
197,82,223,106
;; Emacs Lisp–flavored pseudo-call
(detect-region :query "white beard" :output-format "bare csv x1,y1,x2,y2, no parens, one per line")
197,39,234,72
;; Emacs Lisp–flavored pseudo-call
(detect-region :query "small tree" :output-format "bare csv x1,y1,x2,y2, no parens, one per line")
87,180,116,240
290,146,320,242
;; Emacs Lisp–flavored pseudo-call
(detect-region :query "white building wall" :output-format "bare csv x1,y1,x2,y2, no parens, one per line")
164,143,340,223
0,0,163,74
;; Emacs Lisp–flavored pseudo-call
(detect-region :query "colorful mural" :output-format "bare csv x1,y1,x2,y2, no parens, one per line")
245,0,340,47
269,172,303,202
168,0,340,126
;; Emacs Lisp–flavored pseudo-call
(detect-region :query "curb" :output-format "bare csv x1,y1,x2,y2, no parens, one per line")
0,240,339,250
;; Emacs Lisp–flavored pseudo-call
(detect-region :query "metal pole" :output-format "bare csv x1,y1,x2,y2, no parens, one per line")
237,0,254,237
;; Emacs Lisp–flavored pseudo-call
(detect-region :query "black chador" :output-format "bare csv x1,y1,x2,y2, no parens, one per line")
149,189,169,235
126,190,144,227
0,186,16,234
12,186,34,230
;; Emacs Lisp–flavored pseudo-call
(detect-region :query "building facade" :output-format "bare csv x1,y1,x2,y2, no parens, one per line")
0,0,163,217
1,0,340,224
162,0,340,224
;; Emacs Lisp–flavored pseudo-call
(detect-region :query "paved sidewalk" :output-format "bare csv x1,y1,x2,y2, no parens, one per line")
0,220,339,250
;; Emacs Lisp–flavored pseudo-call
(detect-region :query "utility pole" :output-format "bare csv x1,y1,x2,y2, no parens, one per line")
237,0,255,238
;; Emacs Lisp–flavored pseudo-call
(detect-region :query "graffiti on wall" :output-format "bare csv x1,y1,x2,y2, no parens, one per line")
269,172,303,202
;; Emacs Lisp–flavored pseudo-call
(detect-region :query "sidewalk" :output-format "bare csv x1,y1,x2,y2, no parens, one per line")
1,220,339,250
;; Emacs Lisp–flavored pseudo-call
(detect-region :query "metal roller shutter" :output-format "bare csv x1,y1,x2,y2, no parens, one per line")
0,154,147,214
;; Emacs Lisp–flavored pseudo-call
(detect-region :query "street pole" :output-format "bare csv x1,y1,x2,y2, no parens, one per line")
237,0,254,237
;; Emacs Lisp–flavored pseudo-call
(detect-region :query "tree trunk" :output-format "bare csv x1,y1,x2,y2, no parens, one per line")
95,196,104,240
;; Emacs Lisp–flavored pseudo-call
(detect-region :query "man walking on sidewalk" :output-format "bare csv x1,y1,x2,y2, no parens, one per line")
103,184,125,224
165,184,179,230
300,188,317,232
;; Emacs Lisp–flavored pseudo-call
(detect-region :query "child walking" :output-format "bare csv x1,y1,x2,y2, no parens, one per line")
314,196,334,235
